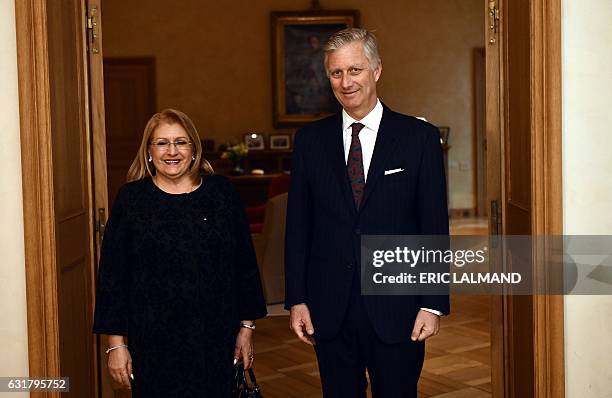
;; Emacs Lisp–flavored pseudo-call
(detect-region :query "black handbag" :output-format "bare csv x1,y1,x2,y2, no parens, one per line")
232,363,262,397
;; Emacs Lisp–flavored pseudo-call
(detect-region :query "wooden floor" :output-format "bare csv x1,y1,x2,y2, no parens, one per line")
252,217,491,397
253,296,491,398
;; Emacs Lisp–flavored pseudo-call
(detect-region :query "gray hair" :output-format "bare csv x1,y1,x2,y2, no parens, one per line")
323,28,381,74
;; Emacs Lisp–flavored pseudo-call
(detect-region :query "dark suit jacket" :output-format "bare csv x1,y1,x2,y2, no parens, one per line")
284,105,449,344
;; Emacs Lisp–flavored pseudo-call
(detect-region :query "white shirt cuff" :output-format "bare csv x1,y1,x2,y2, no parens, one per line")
420,307,443,316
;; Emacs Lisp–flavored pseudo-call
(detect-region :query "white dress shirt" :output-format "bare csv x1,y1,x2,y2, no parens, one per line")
341,99,443,317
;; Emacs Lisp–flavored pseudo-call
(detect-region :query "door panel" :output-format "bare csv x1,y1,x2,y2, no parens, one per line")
502,1,534,397
103,57,156,208
485,0,504,395
504,0,532,235
488,0,543,396
84,1,114,396
46,0,96,396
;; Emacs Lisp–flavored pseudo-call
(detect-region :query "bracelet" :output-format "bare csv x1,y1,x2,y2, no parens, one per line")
240,323,256,330
105,344,128,355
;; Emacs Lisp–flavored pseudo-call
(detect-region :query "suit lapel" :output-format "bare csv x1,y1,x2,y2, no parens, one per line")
326,114,358,216
361,107,399,210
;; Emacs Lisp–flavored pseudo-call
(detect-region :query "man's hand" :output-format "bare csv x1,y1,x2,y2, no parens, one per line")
411,309,440,342
290,303,315,345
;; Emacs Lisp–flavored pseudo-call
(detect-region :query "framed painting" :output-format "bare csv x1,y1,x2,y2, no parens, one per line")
271,10,360,127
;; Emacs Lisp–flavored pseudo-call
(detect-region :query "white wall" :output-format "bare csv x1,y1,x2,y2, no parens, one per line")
0,0,29,396
562,0,612,397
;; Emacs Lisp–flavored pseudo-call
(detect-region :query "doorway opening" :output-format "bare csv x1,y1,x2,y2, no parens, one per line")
99,2,490,397
14,0,563,397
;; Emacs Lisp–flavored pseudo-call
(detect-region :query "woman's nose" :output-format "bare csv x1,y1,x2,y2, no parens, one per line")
167,143,179,154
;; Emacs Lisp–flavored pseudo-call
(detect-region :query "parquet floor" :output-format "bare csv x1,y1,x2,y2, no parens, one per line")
253,295,491,398
252,218,491,397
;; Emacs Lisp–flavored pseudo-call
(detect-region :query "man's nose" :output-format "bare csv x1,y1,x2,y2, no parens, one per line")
341,74,353,89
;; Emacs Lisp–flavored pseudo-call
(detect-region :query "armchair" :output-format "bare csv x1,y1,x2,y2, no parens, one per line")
251,193,287,304
245,173,290,233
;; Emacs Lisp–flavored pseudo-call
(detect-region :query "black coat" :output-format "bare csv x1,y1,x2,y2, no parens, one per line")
93,175,267,397
284,105,449,344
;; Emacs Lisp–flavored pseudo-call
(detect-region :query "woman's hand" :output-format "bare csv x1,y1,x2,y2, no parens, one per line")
234,326,255,369
108,346,132,389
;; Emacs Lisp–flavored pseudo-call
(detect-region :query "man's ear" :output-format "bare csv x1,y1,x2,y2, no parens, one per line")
374,62,382,82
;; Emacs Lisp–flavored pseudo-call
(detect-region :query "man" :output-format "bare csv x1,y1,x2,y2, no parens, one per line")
285,28,449,397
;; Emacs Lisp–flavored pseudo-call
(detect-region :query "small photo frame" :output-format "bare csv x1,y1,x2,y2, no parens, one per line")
269,134,291,150
244,133,265,150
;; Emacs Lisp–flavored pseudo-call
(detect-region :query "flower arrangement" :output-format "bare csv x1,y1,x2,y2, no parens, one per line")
221,142,248,161
221,143,248,175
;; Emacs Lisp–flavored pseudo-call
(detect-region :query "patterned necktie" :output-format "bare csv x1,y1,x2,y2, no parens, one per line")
347,122,366,209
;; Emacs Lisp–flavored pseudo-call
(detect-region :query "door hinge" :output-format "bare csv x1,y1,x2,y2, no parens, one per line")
490,199,502,235
86,5,100,54
95,207,106,245
488,0,500,45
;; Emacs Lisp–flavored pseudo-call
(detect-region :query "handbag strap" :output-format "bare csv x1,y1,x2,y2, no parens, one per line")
234,364,261,397
235,365,248,387
246,368,259,388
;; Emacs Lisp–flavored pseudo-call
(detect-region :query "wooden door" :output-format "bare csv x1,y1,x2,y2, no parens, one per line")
486,0,564,397
103,57,156,208
45,0,98,396
500,1,534,396
485,0,505,395
84,2,116,397
15,0,109,397
487,0,534,395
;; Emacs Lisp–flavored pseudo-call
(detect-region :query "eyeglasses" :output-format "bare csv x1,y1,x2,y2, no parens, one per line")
149,139,193,151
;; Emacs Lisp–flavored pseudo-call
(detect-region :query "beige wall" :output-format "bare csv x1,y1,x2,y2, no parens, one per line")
562,0,612,396
102,0,484,209
0,0,30,394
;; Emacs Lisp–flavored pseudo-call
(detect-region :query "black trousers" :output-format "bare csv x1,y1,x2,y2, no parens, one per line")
313,271,425,398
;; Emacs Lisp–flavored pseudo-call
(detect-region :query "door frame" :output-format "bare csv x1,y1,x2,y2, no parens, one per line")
526,0,564,396
15,0,563,396
15,0,63,384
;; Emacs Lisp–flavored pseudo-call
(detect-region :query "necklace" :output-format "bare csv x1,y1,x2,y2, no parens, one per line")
190,178,203,192
154,176,202,194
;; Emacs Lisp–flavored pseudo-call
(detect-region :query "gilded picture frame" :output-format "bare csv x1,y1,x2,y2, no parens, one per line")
271,10,360,127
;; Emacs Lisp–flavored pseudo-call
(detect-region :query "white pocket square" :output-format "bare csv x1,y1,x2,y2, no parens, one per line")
384,168,404,175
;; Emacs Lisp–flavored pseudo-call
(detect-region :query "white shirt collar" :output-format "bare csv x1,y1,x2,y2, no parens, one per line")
342,99,383,133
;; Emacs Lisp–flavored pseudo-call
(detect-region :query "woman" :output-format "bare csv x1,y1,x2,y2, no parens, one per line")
93,109,267,397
